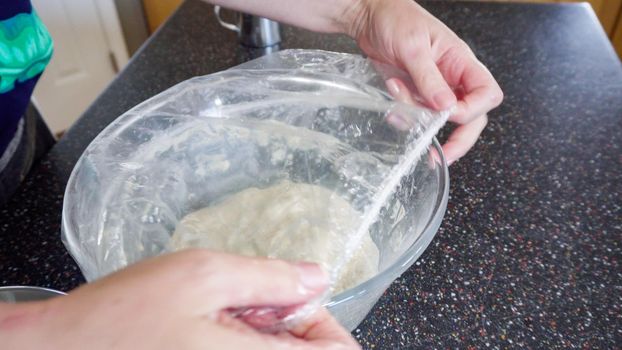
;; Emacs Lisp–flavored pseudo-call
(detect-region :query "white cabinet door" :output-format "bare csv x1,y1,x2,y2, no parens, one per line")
31,0,128,134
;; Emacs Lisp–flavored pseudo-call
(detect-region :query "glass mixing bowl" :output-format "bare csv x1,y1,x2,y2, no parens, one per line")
61,65,448,331
327,138,448,329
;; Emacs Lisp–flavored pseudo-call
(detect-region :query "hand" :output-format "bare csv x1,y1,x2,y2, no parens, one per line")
206,0,501,163
1,250,360,350
349,0,503,164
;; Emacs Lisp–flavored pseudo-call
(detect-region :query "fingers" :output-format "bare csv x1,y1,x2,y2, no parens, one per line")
442,114,488,165
254,308,360,350
214,308,360,350
384,77,484,166
287,308,360,349
386,78,417,131
228,304,304,332
213,307,359,350
386,78,415,105
198,253,328,310
402,51,457,111
395,43,499,164
449,56,503,125
452,85,501,125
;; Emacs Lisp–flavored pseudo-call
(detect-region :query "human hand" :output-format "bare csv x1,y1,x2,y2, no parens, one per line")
348,0,503,164
205,0,501,163
1,250,359,350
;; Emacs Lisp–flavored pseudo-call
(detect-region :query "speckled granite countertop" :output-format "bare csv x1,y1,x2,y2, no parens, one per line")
1,0,621,348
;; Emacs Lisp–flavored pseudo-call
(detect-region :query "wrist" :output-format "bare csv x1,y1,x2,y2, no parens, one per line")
339,0,373,39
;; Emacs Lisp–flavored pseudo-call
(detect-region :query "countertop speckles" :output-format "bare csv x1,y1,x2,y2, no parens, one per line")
1,1,621,348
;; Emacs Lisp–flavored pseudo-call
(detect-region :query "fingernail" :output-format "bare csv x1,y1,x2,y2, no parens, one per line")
386,79,400,96
295,262,328,292
433,91,457,110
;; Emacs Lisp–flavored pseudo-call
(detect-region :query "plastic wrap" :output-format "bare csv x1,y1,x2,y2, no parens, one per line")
62,49,449,330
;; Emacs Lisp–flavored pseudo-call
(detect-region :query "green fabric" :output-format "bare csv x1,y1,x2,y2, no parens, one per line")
0,11,53,93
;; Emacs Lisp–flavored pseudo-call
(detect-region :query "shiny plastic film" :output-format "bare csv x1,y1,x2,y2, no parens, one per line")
62,49,449,331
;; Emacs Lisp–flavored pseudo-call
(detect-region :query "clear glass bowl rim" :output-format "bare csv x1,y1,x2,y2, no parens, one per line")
326,137,449,307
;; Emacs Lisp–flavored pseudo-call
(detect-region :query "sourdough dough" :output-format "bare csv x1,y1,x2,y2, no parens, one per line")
170,181,379,294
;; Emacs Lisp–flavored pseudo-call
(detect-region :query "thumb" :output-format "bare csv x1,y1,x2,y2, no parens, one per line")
205,253,328,310
403,51,456,111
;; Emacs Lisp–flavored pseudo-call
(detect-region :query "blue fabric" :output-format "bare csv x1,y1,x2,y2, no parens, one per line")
0,0,50,157
0,74,41,154
0,1,31,21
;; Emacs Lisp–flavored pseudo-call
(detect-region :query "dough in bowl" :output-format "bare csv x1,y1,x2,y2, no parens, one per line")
170,180,379,294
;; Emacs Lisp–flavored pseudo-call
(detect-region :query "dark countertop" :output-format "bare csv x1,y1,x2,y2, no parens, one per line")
1,0,621,348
